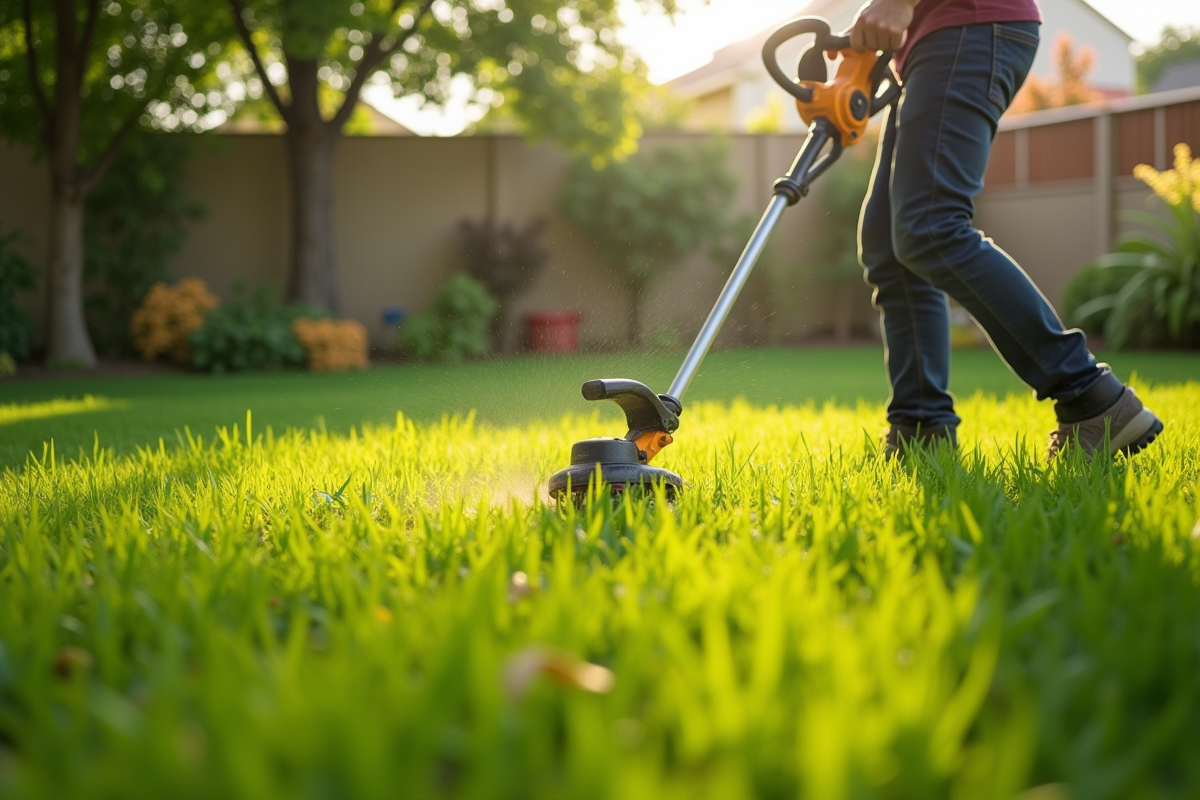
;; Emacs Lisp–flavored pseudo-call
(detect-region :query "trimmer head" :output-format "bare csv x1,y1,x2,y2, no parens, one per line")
548,437,683,502
548,380,684,503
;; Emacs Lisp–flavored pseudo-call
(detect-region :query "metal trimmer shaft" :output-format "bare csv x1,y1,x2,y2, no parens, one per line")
667,120,836,402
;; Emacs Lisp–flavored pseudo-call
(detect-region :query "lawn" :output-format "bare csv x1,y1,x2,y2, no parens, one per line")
1,346,1197,469
1,347,1200,799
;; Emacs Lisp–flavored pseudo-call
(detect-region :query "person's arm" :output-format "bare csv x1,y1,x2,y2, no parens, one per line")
848,0,922,51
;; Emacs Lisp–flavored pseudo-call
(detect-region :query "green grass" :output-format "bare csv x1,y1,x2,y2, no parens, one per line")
1,346,1196,469
1,348,1200,799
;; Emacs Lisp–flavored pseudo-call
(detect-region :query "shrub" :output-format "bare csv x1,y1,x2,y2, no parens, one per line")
293,318,369,371
459,217,549,352
188,284,310,373
130,278,218,364
0,227,37,360
559,142,736,346
85,133,204,355
1060,262,1139,336
399,273,497,362
1071,143,1200,348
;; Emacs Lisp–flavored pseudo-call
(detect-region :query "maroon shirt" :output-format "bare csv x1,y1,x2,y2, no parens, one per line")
895,0,1042,73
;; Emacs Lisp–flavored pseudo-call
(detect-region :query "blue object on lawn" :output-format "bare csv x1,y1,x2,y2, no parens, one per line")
382,307,406,326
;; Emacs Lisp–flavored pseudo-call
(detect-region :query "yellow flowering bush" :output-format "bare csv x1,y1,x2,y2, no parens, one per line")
292,318,368,372
1133,143,1200,213
130,278,218,364
1066,143,1200,348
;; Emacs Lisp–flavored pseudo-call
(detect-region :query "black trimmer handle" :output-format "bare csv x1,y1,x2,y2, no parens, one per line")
582,379,681,435
763,16,901,116
762,17,850,103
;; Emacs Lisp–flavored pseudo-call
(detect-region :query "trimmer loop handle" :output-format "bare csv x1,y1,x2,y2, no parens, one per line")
761,16,902,134
762,17,849,103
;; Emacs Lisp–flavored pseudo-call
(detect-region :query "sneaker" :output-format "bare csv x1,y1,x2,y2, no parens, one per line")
1046,387,1163,460
884,422,957,459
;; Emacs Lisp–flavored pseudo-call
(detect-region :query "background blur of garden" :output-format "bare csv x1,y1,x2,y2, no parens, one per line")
0,0,1199,378
6,5,1200,799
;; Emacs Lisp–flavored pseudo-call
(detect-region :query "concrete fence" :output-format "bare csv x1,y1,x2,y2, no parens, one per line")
2,86,1198,352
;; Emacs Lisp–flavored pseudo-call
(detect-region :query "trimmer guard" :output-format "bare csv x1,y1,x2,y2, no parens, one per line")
547,438,683,501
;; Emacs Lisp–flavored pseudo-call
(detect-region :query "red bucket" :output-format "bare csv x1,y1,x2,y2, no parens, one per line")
526,311,582,354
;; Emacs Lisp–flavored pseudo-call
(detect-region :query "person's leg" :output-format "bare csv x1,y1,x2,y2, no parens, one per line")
889,22,1125,424
859,101,959,431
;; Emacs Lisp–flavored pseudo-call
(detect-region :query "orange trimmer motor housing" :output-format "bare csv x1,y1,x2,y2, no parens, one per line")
795,49,879,146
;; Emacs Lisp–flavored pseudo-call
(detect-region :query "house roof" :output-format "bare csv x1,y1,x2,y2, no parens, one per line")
1074,0,1133,43
668,0,843,96
669,0,1135,98
1152,59,1200,94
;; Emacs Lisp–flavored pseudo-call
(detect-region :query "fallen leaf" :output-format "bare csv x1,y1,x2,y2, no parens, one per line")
503,646,614,700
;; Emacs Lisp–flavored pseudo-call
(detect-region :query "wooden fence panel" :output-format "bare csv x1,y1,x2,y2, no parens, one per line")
1165,100,1200,154
1115,108,1156,176
1028,119,1094,183
985,131,1017,187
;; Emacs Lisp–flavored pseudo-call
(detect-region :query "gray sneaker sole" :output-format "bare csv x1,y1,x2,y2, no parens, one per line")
1109,407,1164,456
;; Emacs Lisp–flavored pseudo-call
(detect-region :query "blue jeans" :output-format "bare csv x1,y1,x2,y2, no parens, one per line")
859,22,1123,428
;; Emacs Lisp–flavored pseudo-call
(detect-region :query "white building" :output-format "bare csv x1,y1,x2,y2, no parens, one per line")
669,0,1135,132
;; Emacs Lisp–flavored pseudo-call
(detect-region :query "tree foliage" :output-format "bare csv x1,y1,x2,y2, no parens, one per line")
559,142,736,345
0,0,229,170
1009,32,1100,114
1136,25,1200,94
228,0,674,161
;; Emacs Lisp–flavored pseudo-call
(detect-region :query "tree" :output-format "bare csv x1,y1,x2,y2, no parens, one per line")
559,142,735,347
1008,32,1101,115
224,0,675,313
0,0,227,366
458,216,548,353
1136,26,1200,94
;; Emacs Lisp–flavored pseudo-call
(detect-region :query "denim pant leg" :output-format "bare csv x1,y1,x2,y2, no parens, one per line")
868,22,1123,424
860,104,960,429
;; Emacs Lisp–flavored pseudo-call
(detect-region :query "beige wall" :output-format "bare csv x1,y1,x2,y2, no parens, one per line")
687,88,735,134
0,126,1164,351
974,177,1169,311
151,132,875,349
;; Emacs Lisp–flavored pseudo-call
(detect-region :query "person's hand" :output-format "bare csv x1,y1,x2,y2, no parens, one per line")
847,0,919,52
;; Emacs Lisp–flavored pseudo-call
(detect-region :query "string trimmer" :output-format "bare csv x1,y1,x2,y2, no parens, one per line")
548,17,900,503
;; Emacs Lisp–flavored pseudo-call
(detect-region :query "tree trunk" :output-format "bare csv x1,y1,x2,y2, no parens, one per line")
285,125,339,311
284,57,339,311
43,4,97,368
44,188,96,366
